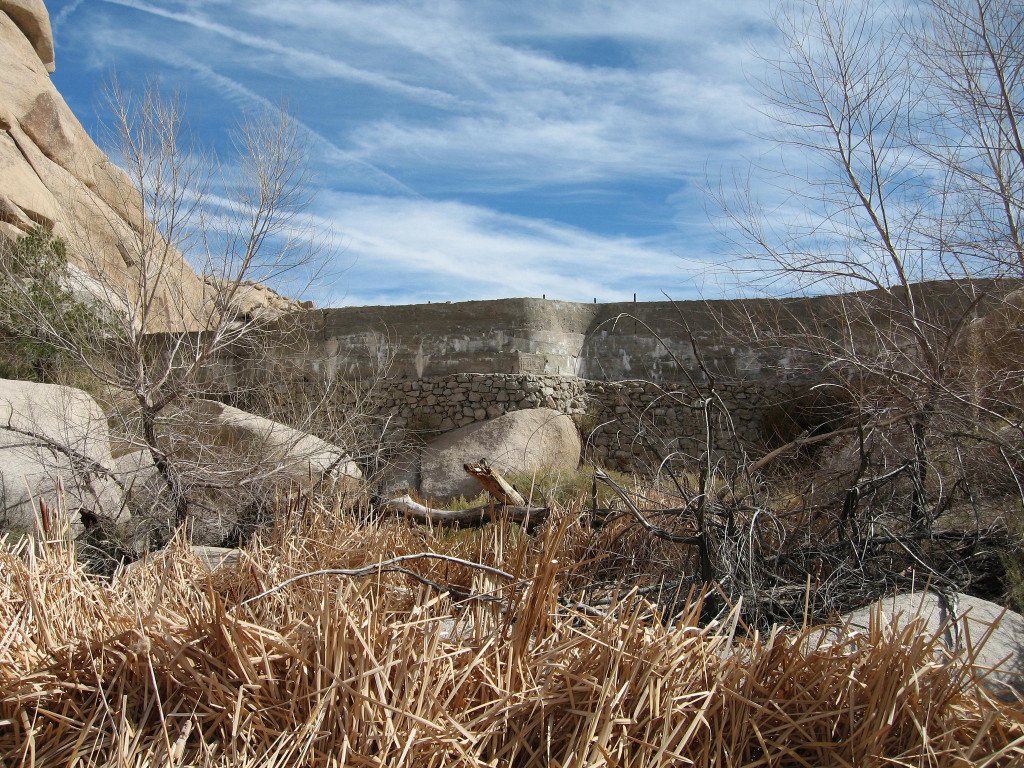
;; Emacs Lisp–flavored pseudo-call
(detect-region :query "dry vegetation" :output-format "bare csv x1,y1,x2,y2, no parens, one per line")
3,494,1023,768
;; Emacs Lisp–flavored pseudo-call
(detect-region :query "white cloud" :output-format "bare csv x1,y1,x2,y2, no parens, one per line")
84,24,423,197
90,0,771,189
311,193,719,306
51,0,88,35
57,0,780,304
101,0,463,108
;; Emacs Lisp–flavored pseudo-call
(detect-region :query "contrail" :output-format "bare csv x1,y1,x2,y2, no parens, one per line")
100,0,463,110
91,27,422,198
51,0,88,36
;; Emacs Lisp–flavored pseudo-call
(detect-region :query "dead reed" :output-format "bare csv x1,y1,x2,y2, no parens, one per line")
2,503,1023,767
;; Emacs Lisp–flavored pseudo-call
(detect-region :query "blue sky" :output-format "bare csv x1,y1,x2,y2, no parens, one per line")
47,0,779,307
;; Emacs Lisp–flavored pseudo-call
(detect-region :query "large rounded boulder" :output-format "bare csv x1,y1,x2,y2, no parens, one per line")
419,407,581,502
0,377,123,533
115,400,362,544
184,399,361,489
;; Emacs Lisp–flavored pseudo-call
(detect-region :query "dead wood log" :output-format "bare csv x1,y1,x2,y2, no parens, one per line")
463,460,526,505
385,494,549,527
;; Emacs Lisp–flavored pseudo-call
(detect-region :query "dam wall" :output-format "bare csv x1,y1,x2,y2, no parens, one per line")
265,292,854,384
216,281,995,471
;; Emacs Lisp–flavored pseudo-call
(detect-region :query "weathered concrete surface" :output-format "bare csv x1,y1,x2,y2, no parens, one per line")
297,299,597,380
262,281,997,386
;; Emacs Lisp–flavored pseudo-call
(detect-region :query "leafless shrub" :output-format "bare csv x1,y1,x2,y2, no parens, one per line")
0,77,352,549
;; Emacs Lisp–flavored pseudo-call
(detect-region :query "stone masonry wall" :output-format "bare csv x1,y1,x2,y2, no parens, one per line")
330,373,801,472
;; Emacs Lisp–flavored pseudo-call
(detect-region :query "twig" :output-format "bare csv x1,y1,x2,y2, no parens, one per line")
594,468,702,545
238,553,516,607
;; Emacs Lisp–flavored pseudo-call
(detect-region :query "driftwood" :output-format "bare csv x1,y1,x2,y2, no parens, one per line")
386,462,698,531
385,494,549,527
385,459,545,527
463,461,526,505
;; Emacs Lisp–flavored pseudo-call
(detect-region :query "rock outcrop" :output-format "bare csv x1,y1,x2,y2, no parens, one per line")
0,0,207,330
0,1,53,73
419,407,581,502
0,377,123,532
204,276,314,324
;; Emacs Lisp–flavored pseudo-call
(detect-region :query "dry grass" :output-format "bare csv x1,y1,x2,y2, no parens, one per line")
2,501,1023,767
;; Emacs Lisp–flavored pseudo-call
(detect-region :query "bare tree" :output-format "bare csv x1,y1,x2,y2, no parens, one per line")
707,0,1024,611
911,0,1024,278
0,78,334,542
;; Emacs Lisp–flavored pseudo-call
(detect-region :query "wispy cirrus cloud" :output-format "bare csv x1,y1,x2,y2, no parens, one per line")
311,193,722,307
49,0,777,304
50,0,87,34
101,0,464,109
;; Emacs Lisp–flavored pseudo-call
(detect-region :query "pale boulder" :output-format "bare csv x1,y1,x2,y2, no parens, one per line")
117,401,363,499
0,378,123,533
124,544,241,575
178,399,362,492
112,448,162,506
0,0,53,72
419,407,581,502
115,404,361,544
825,592,1024,702
190,545,240,571
204,276,314,324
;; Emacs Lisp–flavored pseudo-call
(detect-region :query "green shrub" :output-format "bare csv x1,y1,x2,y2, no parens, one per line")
0,226,106,384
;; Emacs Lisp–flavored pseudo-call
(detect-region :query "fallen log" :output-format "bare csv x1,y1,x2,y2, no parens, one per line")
385,494,549,527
